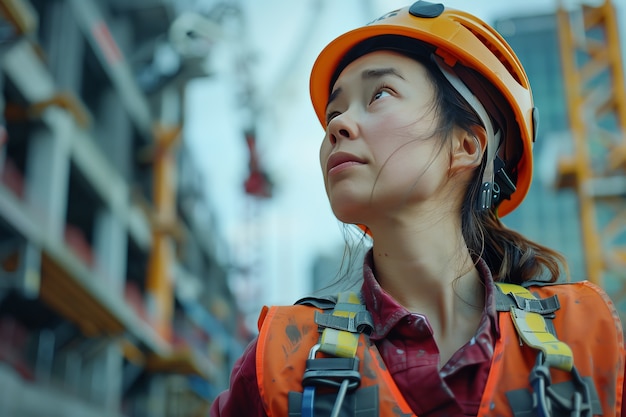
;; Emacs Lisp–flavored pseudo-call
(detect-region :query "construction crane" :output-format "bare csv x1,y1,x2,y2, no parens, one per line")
555,0,626,306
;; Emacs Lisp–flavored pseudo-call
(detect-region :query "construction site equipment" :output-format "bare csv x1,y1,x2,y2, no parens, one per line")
555,0,626,303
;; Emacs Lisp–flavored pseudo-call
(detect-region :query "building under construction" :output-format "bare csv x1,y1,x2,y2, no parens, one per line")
0,0,250,416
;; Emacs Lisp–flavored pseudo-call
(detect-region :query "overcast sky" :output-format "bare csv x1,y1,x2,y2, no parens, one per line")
185,0,626,313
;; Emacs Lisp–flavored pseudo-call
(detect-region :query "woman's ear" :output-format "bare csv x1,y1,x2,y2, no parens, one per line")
450,125,487,174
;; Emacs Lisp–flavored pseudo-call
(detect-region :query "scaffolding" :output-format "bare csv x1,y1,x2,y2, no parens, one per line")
0,0,244,415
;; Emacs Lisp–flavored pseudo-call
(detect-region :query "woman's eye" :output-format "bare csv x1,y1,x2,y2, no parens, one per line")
372,88,391,102
326,111,341,123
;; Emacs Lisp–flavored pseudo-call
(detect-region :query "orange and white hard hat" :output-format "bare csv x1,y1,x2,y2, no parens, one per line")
309,1,537,216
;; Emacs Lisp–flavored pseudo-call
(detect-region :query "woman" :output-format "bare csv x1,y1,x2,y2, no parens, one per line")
211,2,624,416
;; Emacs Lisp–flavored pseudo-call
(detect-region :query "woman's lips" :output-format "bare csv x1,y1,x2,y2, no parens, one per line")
326,152,365,176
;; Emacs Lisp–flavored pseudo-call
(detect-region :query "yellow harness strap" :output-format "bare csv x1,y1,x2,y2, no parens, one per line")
318,292,363,358
497,283,574,371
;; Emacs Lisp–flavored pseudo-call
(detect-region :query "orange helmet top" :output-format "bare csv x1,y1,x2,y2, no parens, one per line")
309,1,537,216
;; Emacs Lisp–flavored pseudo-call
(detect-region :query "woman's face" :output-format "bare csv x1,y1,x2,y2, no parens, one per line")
319,50,454,227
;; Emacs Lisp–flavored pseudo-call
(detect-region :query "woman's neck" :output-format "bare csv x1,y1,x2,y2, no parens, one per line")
369,215,484,341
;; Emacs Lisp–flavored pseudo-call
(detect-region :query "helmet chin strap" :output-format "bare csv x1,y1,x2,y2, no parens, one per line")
432,55,502,211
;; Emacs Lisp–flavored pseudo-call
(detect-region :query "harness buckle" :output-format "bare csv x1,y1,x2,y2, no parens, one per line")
302,356,361,391
530,352,593,417
302,343,362,417
301,292,369,417
308,343,321,360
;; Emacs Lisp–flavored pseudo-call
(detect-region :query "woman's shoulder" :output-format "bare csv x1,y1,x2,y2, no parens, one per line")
507,280,623,339
525,279,616,306
209,337,265,417
498,279,618,314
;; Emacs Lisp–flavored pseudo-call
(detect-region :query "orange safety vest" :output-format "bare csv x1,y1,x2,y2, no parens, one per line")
256,281,624,417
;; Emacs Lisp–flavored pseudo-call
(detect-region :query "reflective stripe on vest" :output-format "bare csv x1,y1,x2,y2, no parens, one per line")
257,280,625,417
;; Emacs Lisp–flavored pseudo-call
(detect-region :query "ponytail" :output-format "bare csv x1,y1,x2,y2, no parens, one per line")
461,172,568,283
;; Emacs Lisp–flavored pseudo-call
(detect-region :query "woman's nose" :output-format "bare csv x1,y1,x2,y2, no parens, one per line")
327,112,358,145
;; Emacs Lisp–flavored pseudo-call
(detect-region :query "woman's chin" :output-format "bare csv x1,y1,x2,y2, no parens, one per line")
331,206,366,226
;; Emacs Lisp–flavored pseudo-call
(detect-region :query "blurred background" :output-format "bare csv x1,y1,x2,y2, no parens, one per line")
0,0,624,415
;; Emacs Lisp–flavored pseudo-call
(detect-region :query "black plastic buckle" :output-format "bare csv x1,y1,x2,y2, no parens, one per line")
302,356,361,391
301,345,362,417
494,156,516,201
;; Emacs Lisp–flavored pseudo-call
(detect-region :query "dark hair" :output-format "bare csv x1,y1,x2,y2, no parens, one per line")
333,35,567,283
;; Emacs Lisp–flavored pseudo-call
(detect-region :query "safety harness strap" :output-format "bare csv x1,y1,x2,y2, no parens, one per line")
314,310,374,334
300,292,373,417
510,307,574,371
496,283,561,314
315,292,371,358
496,283,598,417
296,285,596,417
496,283,573,371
